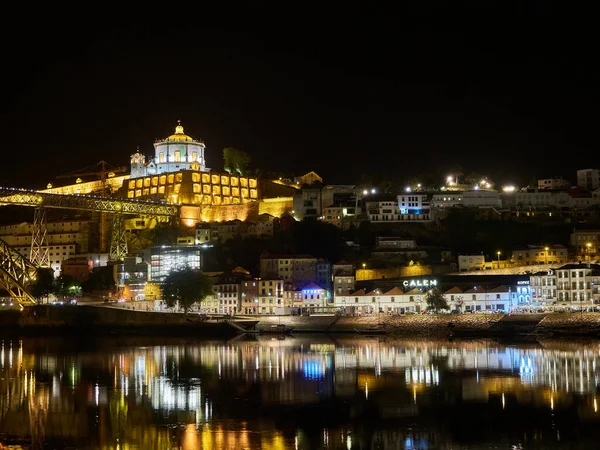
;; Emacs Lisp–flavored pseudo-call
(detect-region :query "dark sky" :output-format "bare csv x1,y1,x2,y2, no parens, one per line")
1,3,598,190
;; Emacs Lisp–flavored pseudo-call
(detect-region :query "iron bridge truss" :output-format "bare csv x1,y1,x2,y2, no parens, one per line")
0,186,179,304
0,187,178,216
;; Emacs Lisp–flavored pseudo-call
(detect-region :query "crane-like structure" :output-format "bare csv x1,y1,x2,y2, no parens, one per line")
56,160,128,252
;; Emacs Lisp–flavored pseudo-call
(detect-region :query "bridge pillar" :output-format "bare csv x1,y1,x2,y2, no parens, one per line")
0,238,38,304
109,213,128,261
30,207,50,268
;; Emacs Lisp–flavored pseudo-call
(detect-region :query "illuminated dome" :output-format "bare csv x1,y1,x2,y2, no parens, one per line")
165,122,195,142
150,120,208,174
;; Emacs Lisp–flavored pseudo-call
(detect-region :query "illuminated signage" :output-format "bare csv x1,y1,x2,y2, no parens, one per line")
516,280,530,285
403,279,438,288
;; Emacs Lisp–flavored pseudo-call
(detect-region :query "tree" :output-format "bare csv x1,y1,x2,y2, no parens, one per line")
425,287,449,313
54,274,82,300
32,268,55,302
223,147,251,176
162,267,214,314
454,295,464,313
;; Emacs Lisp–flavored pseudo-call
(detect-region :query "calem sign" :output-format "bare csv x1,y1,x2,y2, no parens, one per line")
403,279,438,288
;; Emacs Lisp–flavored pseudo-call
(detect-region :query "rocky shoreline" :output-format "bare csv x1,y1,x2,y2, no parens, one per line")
2,306,600,339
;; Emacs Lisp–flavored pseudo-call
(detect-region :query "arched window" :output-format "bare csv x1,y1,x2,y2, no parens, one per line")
159,153,165,163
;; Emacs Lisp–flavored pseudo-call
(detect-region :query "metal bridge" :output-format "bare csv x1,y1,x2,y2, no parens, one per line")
0,186,179,305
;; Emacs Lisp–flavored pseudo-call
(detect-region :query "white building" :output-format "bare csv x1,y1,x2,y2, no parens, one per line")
577,169,600,191
257,279,285,314
300,282,328,309
365,195,432,223
333,284,518,315
130,121,207,178
537,178,571,190
515,190,553,208
529,263,600,309
431,192,463,209
457,254,485,272
397,193,431,218
195,224,211,244
11,244,76,277
461,190,502,208
514,189,600,210
0,220,95,277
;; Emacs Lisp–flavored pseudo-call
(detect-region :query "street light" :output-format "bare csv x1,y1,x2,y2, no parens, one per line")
544,246,549,265
497,251,501,269
586,242,592,261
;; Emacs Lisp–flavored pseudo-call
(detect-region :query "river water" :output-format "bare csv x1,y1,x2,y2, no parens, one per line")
1,334,600,450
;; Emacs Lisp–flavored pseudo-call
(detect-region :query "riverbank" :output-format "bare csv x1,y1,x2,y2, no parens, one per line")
3,306,600,338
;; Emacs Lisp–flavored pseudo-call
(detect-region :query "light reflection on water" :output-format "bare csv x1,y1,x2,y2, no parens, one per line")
1,335,600,449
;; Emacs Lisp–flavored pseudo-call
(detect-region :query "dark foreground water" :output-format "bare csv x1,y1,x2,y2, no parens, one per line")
1,334,600,450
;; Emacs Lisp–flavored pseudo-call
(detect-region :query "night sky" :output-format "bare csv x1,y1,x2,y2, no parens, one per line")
1,4,598,190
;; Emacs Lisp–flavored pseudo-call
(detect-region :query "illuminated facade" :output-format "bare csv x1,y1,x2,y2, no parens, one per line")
123,166,258,206
530,263,600,307
124,121,258,208
150,245,203,283
511,244,569,265
131,121,207,178
334,284,525,314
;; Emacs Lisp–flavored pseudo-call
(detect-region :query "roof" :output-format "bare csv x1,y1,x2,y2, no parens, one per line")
261,254,316,260
444,286,463,294
404,287,423,295
333,268,353,276
349,289,366,296
488,285,511,293
556,263,600,270
365,289,384,296
569,186,592,198
384,287,404,295
463,285,487,293
302,282,324,290
158,121,200,143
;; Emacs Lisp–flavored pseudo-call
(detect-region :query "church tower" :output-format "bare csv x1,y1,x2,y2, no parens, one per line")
130,147,147,178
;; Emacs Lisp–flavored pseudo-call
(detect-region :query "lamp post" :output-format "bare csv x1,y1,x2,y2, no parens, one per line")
497,251,501,269
587,242,592,261
544,246,549,265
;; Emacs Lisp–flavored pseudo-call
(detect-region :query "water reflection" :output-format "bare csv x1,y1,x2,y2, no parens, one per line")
1,335,600,449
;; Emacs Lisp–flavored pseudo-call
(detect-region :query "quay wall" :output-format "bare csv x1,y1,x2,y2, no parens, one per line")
3,305,239,336
3,307,600,338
